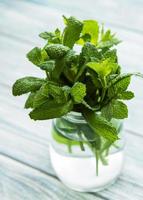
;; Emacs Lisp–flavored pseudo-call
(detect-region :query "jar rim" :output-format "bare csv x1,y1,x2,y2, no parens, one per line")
63,111,86,124
62,111,103,124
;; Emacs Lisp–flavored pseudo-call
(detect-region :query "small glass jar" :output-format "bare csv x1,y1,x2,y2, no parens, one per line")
49,112,125,192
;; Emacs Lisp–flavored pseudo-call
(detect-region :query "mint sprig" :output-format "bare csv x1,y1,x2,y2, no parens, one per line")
12,16,142,143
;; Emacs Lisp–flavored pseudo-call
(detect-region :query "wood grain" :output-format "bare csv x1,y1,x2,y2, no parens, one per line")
0,0,143,199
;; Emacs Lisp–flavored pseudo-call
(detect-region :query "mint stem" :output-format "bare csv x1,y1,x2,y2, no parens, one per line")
67,141,72,153
95,150,99,176
79,141,85,151
78,131,85,151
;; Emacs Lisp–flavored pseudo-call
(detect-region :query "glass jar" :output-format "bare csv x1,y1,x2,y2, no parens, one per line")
49,112,125,192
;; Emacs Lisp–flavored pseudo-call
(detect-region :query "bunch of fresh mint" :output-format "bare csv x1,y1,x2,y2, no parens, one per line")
12,16,141,144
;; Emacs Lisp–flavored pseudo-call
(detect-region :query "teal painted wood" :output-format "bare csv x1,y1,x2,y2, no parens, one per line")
0,0,143,199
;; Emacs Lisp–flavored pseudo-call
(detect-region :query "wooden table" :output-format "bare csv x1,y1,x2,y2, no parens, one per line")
0,0,143,199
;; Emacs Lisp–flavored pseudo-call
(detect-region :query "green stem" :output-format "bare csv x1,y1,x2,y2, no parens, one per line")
99,152,108,165
67,141,72,153
105,147,110,156
95,150,99,176
78,131,85,151
79,141,85,151
101,77,107,102
46,71,50,80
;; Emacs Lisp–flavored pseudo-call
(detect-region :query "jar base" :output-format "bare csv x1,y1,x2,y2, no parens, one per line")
50,145,124,192
60,177,118,193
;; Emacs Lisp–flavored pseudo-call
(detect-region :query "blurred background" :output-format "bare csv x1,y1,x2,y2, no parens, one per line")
0,0,143,199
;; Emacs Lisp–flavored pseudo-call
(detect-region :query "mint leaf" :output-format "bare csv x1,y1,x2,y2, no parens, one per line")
113,76,131,92
65,50,78,65
45,44,69,59
39,32,55,40
38,60,55,71
12,77,45,96
33,84,49,108
80,43,101,63
25,92,36,109
63,16,83,48
41,49,48,61
78,20,99,45
108,75,131,98
111,100,128,119
33,83,70,108
48,83,69,103
87,59,118,78
71,82,86,103
29,100,73,120
87,68,102,89
39,29,62,44
109,73,143,89
118,91,134,100
83,110,119,142
27,47,42,65
63,50,78,82
75,43,101,82
87,60,111,78
102,100,128,120
51,57,66,81
101,102,113,121
104,49,118,63
97,29,121,48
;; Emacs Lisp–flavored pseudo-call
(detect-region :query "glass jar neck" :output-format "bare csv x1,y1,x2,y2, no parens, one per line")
62,111,85,124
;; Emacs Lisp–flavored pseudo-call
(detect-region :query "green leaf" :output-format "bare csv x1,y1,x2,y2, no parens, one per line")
102,100,128,120
114,76,131,92
65,50,78,65
39,30,61,44
101,102,113,121
97,29,121,48
27,47,42,65
71,82,86,103
118,91,134,100
33,94,48,108
109,73,143,88
51,57,66,81
48,83,69,103
78,20,99,45
87,68,102,88
63,50,79,82
87,59,118,78
38,60,55,71
33,84,49,108
39,32,55,40
63,16,83,48
104,49,118,63
108,75,131,98
29,100,73,120
41,49,48,61
80,43,101,63
25,92,36,109
83,110,119,142
33,83,70,108
75,43,102,82
12,77,45,96
45,44,69,59
87,60,111,78
112,100,128,119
